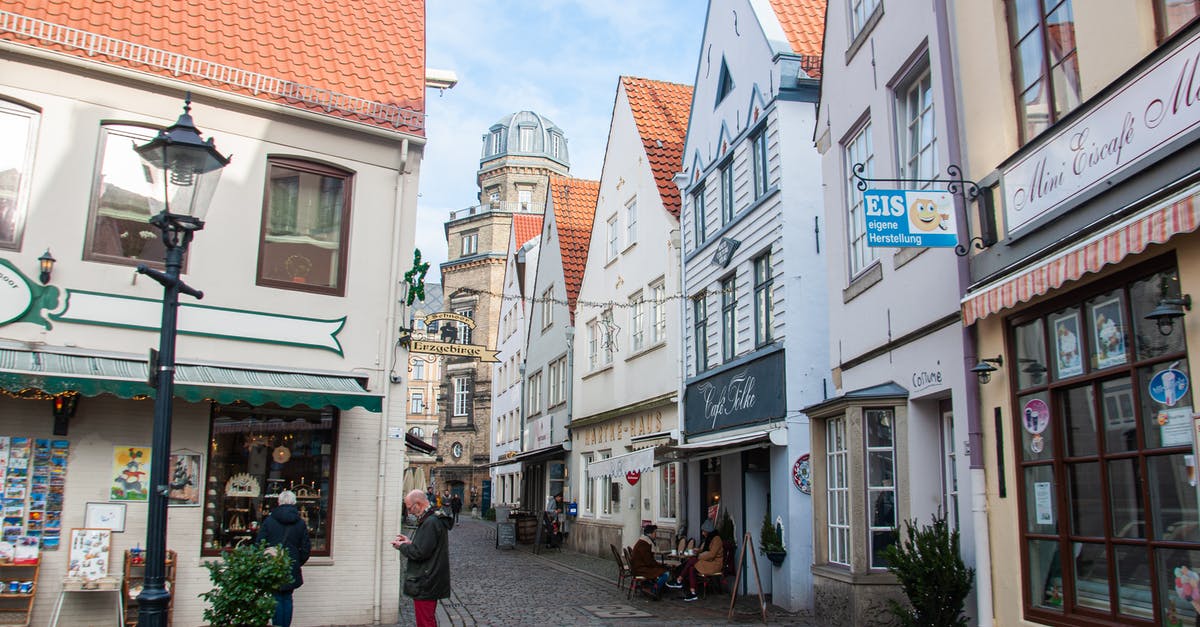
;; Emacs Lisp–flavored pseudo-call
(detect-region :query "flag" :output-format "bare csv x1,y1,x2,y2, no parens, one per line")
708,503,720,521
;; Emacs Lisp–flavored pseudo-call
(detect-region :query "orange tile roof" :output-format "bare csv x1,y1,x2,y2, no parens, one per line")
512,213,544,249
549,177,599,324
767,0,826,77
621,76,693,219
1,1,425,134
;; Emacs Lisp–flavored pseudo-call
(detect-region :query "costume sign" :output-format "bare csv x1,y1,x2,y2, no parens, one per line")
792,454,811,494
862,189,958,247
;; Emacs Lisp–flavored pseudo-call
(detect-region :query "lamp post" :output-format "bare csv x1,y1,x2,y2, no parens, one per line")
134,94,230,627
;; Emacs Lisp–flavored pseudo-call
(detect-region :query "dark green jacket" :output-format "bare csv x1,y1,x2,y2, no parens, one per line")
398,508,454,600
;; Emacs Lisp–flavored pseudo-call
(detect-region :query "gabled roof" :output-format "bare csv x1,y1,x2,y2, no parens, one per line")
548,177,600,323
0,0,425,134
621,76,693,218
767,0,826,76
512,214,545,249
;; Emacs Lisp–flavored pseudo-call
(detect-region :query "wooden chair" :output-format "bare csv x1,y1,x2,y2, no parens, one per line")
610,544,630,590
623,546,649,599
676,536,688,554
698,538,735,598
686,538,696,551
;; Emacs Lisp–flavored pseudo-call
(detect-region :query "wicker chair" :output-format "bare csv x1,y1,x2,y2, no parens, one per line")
610,543,630,589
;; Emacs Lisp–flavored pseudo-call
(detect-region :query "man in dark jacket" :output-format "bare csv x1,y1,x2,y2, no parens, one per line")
256,490,311,627
449,493,462,524
392,489,453,627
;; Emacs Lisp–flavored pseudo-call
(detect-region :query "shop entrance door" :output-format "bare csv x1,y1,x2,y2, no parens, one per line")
743,464,771,594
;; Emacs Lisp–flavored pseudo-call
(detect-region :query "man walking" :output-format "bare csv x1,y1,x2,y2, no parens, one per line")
449,492,462,524
393,489,454,627
256,490,310,627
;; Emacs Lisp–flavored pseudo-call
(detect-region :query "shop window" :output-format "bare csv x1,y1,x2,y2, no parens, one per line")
600,452,618,515
659,463,678,519
85,123,171,266
257,158,352,295
1010,263,1194,624
866,408,897,568
583,454,595,514
203,405,337,556
941,406,959,530
548,461,566,505
1157,0,1200,40
826,416,850,566
0,100,39,251
1006,0,1080,144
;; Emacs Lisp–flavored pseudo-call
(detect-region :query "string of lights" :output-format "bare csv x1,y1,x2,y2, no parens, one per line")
442,286,739,310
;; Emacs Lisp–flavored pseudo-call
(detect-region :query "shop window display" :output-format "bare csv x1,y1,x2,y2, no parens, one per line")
202,404,337,556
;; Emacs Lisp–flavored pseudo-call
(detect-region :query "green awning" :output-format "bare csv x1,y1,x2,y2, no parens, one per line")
0,347,381,412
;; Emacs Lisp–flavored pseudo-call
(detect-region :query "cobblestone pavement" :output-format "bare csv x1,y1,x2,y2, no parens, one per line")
365,516,815,627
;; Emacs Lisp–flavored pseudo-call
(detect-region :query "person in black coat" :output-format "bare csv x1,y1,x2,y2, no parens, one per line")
256,490,311,627
392,489,454,627
449,493,462,524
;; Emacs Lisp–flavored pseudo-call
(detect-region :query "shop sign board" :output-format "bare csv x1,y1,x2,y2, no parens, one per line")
0,258,58,329
407,338,499,362
1002,28,1200,234
684,349,785,435
862,189,958,247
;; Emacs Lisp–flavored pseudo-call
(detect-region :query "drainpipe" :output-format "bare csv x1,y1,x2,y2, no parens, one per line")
564,326,575,505
671,171,690,534
932,4,993,626
374,137,410,624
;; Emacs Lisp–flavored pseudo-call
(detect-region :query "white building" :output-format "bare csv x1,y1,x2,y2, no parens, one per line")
675,0,826,611
569,76,691,556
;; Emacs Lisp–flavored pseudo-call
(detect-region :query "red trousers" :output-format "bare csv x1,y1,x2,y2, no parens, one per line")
414,599,437,627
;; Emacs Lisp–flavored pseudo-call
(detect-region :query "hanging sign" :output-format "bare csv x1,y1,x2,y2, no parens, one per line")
0,258,58,329
792,454,811,494
1149,367,1190,407
625,470,641,486
407,339,500,363
862,189,958,247
1022,398,1051,435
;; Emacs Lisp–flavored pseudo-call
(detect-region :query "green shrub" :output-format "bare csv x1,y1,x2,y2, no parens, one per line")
759,512,784,553
482,507,496,521
200,542,294,627
882,513,975,627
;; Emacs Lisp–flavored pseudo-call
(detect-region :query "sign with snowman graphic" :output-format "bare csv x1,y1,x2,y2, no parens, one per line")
862,189,958,247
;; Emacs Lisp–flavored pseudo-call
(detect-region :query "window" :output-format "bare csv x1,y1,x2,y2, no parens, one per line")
489,130,504,155
488,190,500,207
584,454,595,514
601,308,615,365
588,319,599,370
461,231,479,256
257,158,352,294
203,405,337,556
86,124,169,265
601,451,617,515
630,291,646,352
518,126,535,152
845,123,878,276
651,281,667,344
752,130,769,199
659,463,678,519
1156,0,1200,40
897,69,937,184
551,133,562,159
720,162,734,225
411,391,425,414
455,308,474,344
715,59,735,106
754,252,774,346
527,370,542,415
0,101,39,250
452,376,471,417
850,0,880,37
1011,264,1194,624
941,406,959,529
607,215,619,261
827,416,850,566
693,294,709,372
548,357,566,406
519,189,532,211
721,275,737,362
541,287,554,330
411,360,424,381
625,198,638,247
693,186,707,245
1007,0,1080,143
866,408,897,568
409,426,424,438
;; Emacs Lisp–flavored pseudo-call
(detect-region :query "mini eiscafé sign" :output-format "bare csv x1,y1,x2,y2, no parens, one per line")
862,189,958,247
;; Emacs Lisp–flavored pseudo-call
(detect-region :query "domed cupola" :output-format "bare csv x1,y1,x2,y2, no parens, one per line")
480,111,569,168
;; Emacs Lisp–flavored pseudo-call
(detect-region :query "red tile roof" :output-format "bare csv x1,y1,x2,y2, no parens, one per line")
1,1,425,134
549,177,599,324
767,0,826,77
621,76,693,219
512,213,544,249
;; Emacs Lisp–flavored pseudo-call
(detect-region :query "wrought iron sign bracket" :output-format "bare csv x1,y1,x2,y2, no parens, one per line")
851,163,986,256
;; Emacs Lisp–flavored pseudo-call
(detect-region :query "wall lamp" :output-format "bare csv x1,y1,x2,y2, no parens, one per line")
37,249,56,285
971,355,1004,384
1145,294,1191,336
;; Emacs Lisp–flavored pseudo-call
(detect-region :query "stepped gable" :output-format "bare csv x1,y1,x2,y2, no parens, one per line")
622,76,693,219
767,0,826,77
512,213,544,249
1,0,426,134
549,177,600,324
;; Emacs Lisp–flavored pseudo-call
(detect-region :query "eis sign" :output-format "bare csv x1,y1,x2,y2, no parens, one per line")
862,189,958,248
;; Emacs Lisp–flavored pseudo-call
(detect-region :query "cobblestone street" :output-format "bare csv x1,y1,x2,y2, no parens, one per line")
378,517,816,626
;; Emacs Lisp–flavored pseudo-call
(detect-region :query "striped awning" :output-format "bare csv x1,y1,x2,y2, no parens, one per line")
962,188,1200,325
586,447,656,478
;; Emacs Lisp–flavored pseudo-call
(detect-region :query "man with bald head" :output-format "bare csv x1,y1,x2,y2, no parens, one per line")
392,488,453,626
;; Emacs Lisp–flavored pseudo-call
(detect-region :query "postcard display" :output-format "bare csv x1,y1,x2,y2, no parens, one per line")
1,437,69,551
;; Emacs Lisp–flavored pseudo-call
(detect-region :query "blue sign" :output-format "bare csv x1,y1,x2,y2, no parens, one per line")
862,189,958,247
1149,368,1190,407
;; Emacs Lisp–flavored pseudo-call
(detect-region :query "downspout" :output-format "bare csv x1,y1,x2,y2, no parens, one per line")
932,5,993,626
672,173,690,534
374,137,410,624
564,326,575,505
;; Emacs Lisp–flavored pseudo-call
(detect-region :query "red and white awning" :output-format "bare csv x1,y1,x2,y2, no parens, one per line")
962,188,1200,325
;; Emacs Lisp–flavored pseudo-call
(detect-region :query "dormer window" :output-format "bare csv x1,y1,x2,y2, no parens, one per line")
715,59,734,107
551,133,562,158
519,126,535,152
490,130,504,155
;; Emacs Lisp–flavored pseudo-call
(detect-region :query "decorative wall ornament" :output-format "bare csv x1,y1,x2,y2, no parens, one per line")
224,472,261,498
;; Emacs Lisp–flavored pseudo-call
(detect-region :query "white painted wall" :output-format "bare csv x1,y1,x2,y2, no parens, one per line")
491,230,537,506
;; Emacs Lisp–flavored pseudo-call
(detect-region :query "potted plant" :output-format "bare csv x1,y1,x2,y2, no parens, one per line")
882,512,975,627
199,542,293,626
759,512,786,566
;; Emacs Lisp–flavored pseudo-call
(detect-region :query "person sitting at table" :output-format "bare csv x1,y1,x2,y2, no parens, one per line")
629,523,671,600
666,518,723,601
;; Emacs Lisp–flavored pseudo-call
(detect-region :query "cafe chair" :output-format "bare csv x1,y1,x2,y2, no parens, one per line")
623,546,650,599
676,536,688,554
610,543,631,590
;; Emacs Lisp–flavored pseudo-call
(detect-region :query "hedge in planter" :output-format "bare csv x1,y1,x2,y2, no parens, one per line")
882,512,974,627
200,542,294,627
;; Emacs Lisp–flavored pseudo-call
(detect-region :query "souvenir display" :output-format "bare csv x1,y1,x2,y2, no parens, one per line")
2,438,30,543
66,528,111,580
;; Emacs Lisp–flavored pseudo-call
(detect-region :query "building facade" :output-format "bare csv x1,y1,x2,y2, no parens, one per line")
405,283,444,496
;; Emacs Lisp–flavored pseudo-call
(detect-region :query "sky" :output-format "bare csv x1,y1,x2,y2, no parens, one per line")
414,0,709,273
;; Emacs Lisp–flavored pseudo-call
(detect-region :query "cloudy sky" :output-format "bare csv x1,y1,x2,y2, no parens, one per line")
414,1,708,272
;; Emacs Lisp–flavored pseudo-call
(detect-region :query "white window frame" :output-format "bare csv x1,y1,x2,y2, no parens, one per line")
866,408,897,569
518,188,533,211
587,318,599,370
461,231,478,256
411,391,425,414
527,370,542,415
600,451,616,516
845,123,877,276
651,281,667,344
0,101,40,251
827,416,850,566
630,291,645,352
551,133,561,159
607,214,619,261
584,454,595,514
452,376,470,417
897,68,937,186
548,357,566,406
455,307,474,344
411,359,424,381
601,308,615,365
519,125,535,152
658,462,678,520
941,408,959,529
625,198,638,247
850,0,880,37
541,286,554,330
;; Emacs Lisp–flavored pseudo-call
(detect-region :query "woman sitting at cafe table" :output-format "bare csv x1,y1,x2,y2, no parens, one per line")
628,524,672,600
665,519,723,601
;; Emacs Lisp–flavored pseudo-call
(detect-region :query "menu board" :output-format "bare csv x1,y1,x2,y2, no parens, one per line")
0,436,68,549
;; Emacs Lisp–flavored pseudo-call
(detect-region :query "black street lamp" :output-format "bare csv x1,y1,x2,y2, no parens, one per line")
134,94,229,627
